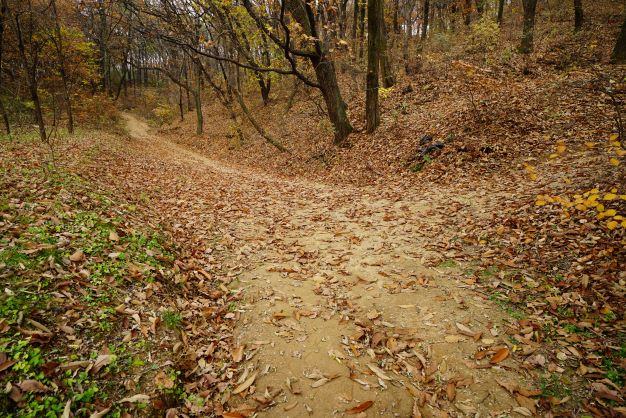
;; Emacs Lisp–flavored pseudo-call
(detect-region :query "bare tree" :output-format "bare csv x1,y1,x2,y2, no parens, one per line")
520,0,538,54
612,13,626,64
574,0,583,31
365,0,383,132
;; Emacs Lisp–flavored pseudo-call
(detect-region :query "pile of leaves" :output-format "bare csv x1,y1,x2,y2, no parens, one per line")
0,136,253,417
458,136,626,415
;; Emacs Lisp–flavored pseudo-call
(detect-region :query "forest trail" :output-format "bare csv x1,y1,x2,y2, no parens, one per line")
120,113,534,417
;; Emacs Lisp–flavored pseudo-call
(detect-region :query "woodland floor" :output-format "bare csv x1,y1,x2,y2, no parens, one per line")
1,97,624,418
122,113,536,417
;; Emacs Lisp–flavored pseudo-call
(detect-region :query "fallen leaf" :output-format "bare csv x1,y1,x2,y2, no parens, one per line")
91,354,116,374
232,345,244,363
89,408,111,418
346,400,373,415
118,394,150,403
233,372,257,394
367,364,391,380
61,400,72,418
284,401,298,411
490,347,509,364
155,371,174,389
69,249,84,262
18,380,50,393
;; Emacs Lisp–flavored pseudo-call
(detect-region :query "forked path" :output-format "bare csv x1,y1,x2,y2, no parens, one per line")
121,114,532,417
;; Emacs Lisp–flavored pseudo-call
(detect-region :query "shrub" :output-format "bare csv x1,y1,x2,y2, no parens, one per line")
466,17,500,54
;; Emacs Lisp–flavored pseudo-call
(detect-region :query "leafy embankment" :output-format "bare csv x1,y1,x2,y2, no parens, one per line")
454,135,626,414
0,138,193,417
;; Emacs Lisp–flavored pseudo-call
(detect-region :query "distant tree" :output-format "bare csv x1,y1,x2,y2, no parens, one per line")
380,20,395,88
0,0,10,134
612,13,626,64
497,0,505,26
520,0,538,54
11,0,47,140
421,0,430,40
50,0,74,134
574,0,583,31
365,0,382,132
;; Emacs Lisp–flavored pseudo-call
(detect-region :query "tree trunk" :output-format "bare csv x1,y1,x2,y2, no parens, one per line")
15,12,46,140
352,0,359,43
358,0,366,59
497,0,505,26
612,13,626,64
98,0,108,93
178,85,184,121
0,0,10,134
380,19,395,88
194,64,203,135
286,0,353,145
392,0,400,34
475,0,483,16
421,0,430,40
463,0,471,26
339,0,348,38
520,0,538,54
574,0,583,31
234,87,287,152
403,22,410,74
51,0,74,133
366,0,382,133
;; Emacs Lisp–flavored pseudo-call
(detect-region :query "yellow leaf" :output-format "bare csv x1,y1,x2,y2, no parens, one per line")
605,209,617,217
614,215,624,221
563,177,572,184
604,193,618,201
591,188,600,194
622,220,626,228
535,200,547,206
611,141,621,147
596,204,605,212
556,144,566,154
610,158,621,166
610,133,619,141
549,154,558,159
584,141,595,148
529,173,538,181
607,221,618,230
617,149,626,157
575,204,587,211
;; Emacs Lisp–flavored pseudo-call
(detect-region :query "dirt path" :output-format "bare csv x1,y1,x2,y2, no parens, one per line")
119,114,533,417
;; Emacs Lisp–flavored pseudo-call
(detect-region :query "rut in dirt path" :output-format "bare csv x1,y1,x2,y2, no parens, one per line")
120,114,537,417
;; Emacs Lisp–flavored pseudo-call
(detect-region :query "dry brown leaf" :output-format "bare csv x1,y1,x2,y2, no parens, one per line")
490,347,510,364
0,359,16,373
18,380,50,393
311,377,329,388
118,394,150,403
232,345,244,363
233,372,257,394
515,394,537,415
346,400,374,415
412,398,423,418
155,371,174,389
91,354,115,374
69,249,84,262
89,408,111,418
284,401,298,411
446,382,456,401
367,364,391,380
